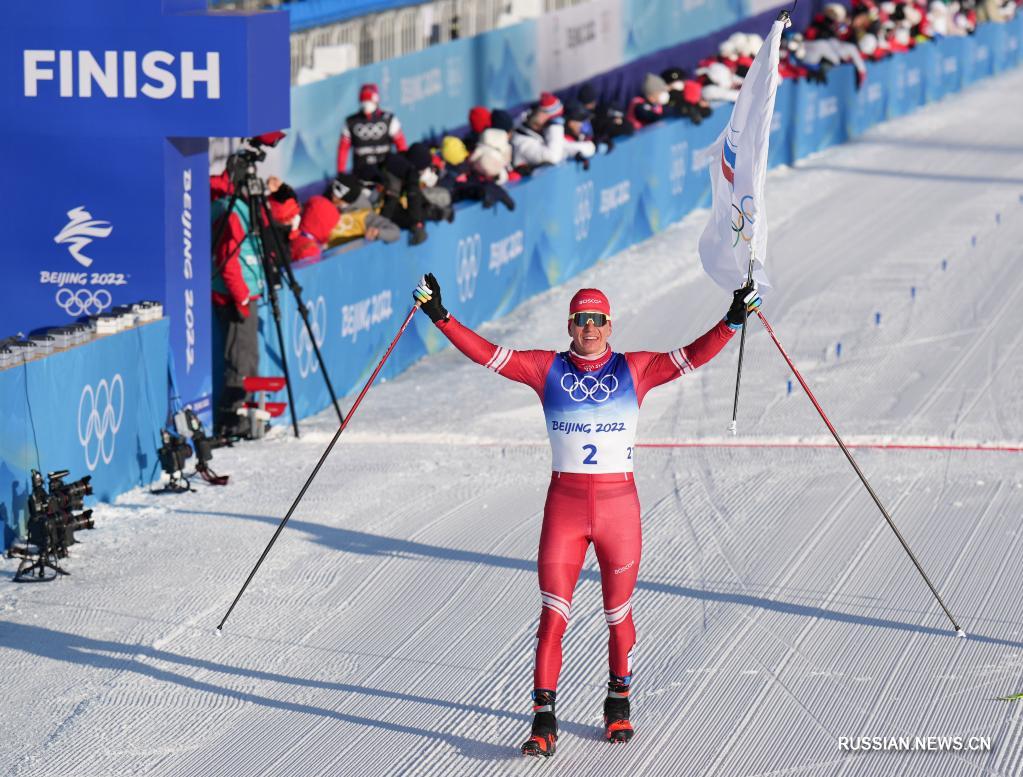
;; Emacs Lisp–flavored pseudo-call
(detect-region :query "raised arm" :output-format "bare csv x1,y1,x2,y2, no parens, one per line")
414,274,553,395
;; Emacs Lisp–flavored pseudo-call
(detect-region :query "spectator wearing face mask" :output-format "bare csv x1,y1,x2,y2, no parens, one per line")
337,83,408,182
626,73,671,130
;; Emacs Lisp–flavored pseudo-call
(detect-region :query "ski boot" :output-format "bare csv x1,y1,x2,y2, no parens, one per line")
603,673,634,744
521,689,558,758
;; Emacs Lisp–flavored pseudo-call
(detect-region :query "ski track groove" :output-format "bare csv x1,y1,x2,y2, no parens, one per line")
829,481,1004,777
703,475,925,777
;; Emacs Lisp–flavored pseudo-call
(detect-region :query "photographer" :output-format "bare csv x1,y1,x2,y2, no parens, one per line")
211,181,265,438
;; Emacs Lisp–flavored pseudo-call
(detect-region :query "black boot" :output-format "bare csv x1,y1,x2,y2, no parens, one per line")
603,674,634,743
521,689,558,758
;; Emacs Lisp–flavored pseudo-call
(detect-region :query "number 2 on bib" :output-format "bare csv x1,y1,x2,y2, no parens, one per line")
582,444,598,465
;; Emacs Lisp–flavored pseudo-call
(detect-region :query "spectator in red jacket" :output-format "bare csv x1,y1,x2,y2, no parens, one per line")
626,74,671,130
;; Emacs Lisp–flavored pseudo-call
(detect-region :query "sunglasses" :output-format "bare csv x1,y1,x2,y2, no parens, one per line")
570,312,610,327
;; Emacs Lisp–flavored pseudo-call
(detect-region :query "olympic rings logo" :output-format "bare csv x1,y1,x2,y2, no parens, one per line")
560,373,619,403
352,122,389,141
77,374,124,471
56,287,113,317
730,194,756,247
574,181,594,241
456,234,481,302
293,296,327,379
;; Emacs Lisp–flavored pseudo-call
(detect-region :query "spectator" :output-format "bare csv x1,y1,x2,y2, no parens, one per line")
464,106,492,153
806,3,852,40
290,174,400,261
577,83,634,149
265,177,300,260
439,135,477,200
442,133,516,212
511,92,567,172
626,73,671,129
470,113,516,184
779,31,812,79
210,184,265,438
329,174,400,247
562,101,598,168
381,142,453,246
661,67,711,125
698,62,742,103
441,135,471,171
337,82,408,182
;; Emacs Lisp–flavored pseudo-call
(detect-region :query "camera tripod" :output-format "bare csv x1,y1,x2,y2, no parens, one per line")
212,152,344,438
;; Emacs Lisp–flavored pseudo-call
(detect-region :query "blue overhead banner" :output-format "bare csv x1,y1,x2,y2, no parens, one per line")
3,10,288,137
259,18,1022,429
1,0,290,425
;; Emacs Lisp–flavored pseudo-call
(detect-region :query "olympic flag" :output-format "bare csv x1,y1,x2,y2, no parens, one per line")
698,13,788,291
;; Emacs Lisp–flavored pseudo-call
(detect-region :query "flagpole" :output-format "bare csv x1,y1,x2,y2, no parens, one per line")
728,250,755,434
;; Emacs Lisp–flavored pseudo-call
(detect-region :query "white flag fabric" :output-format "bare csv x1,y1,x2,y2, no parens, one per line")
698,16,787,292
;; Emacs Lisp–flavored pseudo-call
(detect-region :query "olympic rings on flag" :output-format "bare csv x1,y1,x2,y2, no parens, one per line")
730,195,756,247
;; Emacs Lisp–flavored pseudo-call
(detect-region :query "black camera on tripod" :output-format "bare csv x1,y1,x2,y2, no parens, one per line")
7,469,95,581
156,408,229,492
225,131,287,191
158,428,193,477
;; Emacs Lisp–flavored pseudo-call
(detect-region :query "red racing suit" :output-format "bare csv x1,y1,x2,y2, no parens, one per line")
436,316,734,689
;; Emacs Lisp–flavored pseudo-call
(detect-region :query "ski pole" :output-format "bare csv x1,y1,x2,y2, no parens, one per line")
755,310,966,637
728,253,756,435
217,301,422,631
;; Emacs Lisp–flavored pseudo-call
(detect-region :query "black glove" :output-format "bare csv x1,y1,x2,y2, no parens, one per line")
412,272,449,323
725,282,762,329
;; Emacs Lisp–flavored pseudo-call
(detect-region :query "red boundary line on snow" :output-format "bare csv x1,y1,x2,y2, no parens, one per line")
635,442,1023,453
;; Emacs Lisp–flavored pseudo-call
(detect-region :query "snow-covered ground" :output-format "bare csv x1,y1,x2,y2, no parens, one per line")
4,67,1023,777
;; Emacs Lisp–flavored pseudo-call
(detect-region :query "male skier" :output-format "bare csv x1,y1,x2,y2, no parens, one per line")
412,273,760,757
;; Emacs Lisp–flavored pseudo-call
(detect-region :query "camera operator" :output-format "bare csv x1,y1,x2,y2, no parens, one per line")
211,178,265,439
